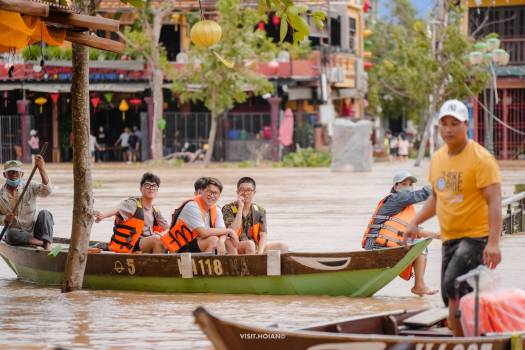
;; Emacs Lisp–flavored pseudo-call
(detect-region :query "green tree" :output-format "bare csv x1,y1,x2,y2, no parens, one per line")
171,0,276,166
367,0,488,164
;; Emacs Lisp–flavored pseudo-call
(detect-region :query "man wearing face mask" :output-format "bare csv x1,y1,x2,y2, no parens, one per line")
0,158,54,249
362,170,438,296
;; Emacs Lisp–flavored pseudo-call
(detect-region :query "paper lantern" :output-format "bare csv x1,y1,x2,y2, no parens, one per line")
469,51,483,65
90,96,101,113
119,99,129,121
190,20,222,48
35,96,47,113
486,38,500,51
272,15,280,28
129,98,141,112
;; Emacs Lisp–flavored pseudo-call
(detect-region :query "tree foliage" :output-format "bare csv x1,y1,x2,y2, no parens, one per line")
170,0,276,164
367,0,489,126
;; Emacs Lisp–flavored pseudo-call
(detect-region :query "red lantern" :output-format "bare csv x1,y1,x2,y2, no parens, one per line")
257,22,266,31
364,61,374,70
129,98,142,112
90,96,101,113
50,93,59,104
363,0,371,13
272,15,280,28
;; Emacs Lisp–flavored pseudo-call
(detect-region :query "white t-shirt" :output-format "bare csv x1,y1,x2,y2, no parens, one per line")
178,201,225,231
119,132,130,147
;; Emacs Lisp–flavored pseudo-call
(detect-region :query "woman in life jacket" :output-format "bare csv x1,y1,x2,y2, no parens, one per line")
362,170,439,296
94,172,169,253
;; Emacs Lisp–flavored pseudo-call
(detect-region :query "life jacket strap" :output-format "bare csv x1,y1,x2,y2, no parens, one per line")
371,215,409,227
368,223,404,236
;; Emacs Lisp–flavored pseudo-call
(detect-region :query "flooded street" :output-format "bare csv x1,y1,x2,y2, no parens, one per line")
1,161,524,349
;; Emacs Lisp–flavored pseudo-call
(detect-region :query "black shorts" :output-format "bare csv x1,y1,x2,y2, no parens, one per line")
176,238,202,253
441,237,487,306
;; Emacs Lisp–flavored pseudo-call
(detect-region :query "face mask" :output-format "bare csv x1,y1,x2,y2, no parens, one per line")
6,178,21,187
397,186,413,193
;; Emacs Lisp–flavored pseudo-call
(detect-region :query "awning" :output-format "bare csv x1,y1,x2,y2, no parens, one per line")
0,82,149,93
287,87,312,100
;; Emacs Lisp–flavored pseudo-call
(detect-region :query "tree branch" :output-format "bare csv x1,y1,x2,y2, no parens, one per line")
117,30,154,63
472,14,516,38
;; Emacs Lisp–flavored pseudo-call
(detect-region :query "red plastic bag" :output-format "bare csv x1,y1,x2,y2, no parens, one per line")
460,288,525,336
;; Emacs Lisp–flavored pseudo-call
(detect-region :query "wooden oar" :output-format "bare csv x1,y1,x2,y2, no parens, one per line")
0,142,48,242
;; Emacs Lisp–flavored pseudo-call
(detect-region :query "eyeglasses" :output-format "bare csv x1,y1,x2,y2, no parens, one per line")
204,190,220,198
143,183,159,190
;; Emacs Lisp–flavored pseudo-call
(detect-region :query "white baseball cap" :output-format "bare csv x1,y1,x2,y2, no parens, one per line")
393,170,417,185
438,99,469,122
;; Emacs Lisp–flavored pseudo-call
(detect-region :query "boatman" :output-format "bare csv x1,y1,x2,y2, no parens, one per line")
222,177,288,255
404,99,502,336
362,170,438,296
161,177,238,254
0,158,54,249
94,172,169,253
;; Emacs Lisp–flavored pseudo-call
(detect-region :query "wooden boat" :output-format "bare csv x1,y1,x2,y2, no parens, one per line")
0,237,430,296
194,306,525,350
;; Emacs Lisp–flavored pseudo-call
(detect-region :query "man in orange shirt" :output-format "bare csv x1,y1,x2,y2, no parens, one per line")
404,99,502,335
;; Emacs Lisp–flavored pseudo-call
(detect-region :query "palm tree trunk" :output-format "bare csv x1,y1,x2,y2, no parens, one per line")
62,0,94,292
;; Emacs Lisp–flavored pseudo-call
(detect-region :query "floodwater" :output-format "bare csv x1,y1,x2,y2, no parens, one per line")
0,161,524,349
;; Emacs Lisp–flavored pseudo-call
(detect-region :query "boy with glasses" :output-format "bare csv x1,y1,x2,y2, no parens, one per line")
222,177,288,254
161,177,238,254
95,172,168,253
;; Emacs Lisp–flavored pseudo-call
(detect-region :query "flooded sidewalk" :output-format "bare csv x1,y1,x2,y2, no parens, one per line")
0,161,524,349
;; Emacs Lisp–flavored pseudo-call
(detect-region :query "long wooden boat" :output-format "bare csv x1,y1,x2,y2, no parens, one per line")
194,306,525,350
0,237,430,296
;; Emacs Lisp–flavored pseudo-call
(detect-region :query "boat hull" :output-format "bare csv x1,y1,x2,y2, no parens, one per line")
0,238,430,296
194,307,525,350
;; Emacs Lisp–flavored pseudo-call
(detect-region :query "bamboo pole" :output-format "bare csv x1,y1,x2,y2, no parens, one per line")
0,0,49,17
66,31,125,53
45,12,120,32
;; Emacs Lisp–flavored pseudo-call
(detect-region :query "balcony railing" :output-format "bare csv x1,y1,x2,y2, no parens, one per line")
501,37,525,66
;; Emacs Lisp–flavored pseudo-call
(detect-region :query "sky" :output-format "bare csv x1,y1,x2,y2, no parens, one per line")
378,0,435,18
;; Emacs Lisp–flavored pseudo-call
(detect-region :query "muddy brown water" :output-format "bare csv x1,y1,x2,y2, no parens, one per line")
1,161,524,349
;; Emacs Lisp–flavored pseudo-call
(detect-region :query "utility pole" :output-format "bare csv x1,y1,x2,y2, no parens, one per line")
414,0,447,167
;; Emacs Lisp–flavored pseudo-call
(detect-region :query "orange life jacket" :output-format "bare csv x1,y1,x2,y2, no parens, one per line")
231,203,263,244
109,197,163,253
362,194,415,248
362,194,416,281
161,196,217,253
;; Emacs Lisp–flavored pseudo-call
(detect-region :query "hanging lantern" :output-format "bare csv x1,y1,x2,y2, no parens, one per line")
90,96,101,113
119,99,129,121
272,15,280,28
129,98,141,112
50,93,59,104
172,13,181,29
257,21,266,31
35,96,47,113
190,20,222,48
